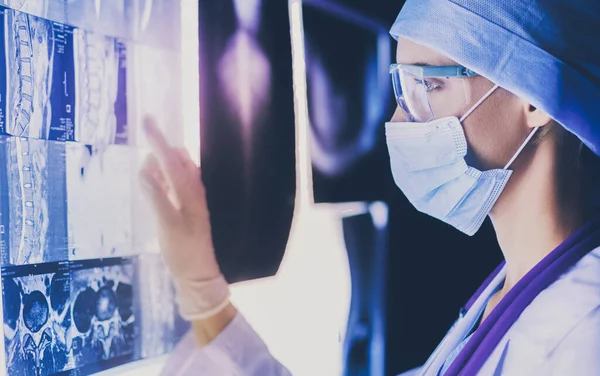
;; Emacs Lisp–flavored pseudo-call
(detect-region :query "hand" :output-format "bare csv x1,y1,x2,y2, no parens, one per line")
139,116,221,282
139,117,237,344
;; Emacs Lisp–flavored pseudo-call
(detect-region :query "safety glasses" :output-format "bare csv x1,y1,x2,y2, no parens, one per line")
389,63,479,122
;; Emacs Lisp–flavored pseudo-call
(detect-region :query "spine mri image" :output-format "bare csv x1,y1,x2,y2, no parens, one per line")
0,136,69,267
0,5,128,145
0,6,76,141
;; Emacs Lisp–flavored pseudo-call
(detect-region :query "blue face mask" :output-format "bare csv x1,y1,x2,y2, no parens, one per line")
385,85,539,236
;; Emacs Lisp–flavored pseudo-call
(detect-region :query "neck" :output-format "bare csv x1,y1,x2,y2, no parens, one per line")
489,140,589,291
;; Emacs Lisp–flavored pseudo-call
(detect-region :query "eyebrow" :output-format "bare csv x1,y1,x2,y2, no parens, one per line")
403,60,458,67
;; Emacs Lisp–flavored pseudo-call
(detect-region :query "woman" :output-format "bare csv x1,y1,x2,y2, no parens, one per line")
139,0,600,374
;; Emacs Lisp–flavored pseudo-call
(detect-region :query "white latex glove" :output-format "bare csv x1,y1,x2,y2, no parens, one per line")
139,117,230,321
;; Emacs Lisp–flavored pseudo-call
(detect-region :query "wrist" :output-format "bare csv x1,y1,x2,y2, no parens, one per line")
173,274,231,321
191,302,238,346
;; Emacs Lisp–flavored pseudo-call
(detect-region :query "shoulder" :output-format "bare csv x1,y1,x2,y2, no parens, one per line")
481,247,600,375
538,306,600,375
508,246,600,354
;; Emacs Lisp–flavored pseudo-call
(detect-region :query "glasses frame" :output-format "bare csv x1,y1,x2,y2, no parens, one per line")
389,63,479,78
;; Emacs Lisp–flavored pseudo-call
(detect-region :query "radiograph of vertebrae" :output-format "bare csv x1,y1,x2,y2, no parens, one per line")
4,7,55,140
66,142,133,260
69,260,136,368
74,29,128,146
2,265,74,376
1,137,68,266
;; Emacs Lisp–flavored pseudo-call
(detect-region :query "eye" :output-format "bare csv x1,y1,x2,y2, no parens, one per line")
414,78,441,92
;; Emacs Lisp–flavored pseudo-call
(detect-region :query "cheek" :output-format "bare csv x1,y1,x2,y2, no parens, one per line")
461,106,524,170
390,106,408,122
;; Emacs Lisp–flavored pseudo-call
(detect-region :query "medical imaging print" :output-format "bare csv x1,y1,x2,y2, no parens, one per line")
73,30,128,146
65,0,132,40
1,0,66,24
138,254,189,358
2,258,139,375
0,6,76,142
2,262,74,376
0,3,187,375
68,258,138,373
0,136,68,267
303,1,395,203
66,140,133,261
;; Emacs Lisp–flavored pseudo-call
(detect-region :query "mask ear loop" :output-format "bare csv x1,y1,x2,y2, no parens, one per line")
457,83,540,170
459,84,500,123
503,127,539,170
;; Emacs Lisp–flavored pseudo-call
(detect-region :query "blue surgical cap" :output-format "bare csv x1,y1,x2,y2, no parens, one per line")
390,0,600,156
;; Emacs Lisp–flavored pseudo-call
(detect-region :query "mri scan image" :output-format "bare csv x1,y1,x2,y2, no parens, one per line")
2,258,139,375
73,29,128,146
0,6,76,141
66,142,133,261
138,254,189,358
0,2,187,374
1,0,66,23
2,262,74,376
0,138,8,262
65,0,133,40
69,258,138,372
0,136,68,267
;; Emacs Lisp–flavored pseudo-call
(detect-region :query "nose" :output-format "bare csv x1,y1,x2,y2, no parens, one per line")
390,106,408,122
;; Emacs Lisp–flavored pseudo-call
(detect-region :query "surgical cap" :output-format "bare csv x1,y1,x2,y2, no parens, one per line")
390,0,600,156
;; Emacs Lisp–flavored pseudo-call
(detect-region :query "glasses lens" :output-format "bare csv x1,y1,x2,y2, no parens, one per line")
390,67,414,121
399,70,434,122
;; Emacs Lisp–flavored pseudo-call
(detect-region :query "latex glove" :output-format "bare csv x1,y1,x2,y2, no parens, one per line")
139,117,230,321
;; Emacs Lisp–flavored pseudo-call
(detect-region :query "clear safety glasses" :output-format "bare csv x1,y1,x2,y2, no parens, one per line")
390,63,479,122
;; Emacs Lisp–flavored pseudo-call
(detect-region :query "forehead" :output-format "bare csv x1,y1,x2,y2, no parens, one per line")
396,37,457,66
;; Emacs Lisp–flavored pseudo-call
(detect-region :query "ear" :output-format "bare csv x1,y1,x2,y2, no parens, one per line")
525,104,553,129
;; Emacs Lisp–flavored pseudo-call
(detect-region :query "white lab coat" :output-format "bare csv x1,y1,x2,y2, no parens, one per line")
162,246,600,375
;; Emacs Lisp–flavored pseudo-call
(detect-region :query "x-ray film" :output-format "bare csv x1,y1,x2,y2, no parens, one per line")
2,261,74,376
197,0,296,282
73,29,128,146
68,257,139,374
138,254,189,359
303,1,395,203
0,136,68,267
128,44,182,148
132,0,181,51
66,143,133,261
0,6,76,141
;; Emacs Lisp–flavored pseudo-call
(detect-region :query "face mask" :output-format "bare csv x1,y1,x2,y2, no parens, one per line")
385,85,539,236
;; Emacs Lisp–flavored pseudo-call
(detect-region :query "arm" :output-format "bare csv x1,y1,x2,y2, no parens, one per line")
140,117,291,375
163,308,292,376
